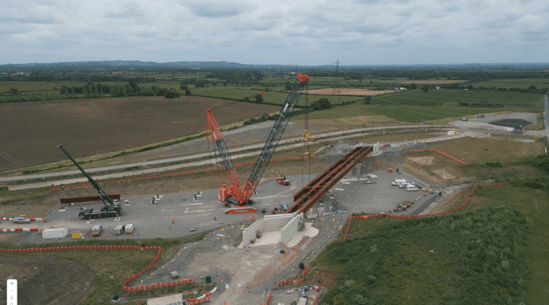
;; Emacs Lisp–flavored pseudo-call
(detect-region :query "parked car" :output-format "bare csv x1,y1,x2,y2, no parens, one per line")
392,179,407,186
125,224,135,234
91,225,103,237
406,184,420,192
13,217,30,224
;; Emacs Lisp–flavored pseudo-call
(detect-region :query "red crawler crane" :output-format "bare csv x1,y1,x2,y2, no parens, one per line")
206,73,309,205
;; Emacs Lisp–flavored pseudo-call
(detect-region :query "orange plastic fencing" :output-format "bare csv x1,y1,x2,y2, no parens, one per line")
277,265,309,286
343,183,508,241
48,156,316,193
0,244,197,292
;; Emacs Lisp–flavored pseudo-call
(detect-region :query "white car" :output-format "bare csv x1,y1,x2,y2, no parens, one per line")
13,217,30,224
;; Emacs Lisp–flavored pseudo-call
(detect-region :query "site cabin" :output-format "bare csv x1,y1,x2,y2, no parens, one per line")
0,185,8,192
406,184,419,192
42,228,69,239
91,225,103,237
477,114,485,118
71,232,83,239
114,225,125,235
392,179,407,186
125,224,134,234
297,297,308,305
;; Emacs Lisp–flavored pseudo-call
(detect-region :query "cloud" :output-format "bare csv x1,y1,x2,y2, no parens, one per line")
0,0,548,65
183,0,255,18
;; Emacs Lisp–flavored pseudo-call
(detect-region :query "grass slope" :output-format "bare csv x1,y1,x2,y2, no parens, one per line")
315,205,531,305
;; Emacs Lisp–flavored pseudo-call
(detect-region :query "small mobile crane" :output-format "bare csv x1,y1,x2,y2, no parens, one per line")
57,144,122,219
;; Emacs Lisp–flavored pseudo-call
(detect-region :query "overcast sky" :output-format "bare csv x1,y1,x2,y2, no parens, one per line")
1,0,548,65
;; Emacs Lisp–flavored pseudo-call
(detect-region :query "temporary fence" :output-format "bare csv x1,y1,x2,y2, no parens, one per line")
416,133,467,144
188,287,216,304
277,265,309,286
343,183,508,241
312,287,324,305
262,292,272,305
246,238,309,290
0,217,45,222
403,149,466,165
48,156,316,194
0,244,197,292
0,228,40,233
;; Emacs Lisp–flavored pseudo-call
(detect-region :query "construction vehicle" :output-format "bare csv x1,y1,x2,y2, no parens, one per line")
276,174,290,186
57,145,122,219
206,73,309,206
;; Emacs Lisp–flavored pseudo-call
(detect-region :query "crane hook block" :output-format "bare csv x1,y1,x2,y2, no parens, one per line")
296,73,309,83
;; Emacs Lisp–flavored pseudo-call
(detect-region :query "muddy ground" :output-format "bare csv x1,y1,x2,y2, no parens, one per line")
0,96,279,171
0,256,96,305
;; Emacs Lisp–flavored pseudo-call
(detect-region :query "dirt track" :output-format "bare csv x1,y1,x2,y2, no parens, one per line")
0,256,96,305
0,96,278,171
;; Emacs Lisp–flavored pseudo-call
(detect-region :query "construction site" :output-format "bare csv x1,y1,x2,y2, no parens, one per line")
1,72,543,305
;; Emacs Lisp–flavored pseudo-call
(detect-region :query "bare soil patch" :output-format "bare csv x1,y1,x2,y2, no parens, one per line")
304,88,393,96
408,156,434,166
308,268,339,288
0,256,96,305
432,169,456,180
0,96,278,171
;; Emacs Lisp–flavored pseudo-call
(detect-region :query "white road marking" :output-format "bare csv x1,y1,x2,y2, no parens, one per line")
181,203,203,206
185,210,205,213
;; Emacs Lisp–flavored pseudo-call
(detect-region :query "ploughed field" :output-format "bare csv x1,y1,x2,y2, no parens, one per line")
0,96,278,171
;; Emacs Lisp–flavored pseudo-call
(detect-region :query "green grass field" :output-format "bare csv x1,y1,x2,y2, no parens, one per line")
472,79,549,89
313,204,532,305
366,90,543,122
192,87,361,106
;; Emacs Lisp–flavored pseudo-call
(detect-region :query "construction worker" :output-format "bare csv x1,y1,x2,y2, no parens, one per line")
213,215,216,221
172,216,175,224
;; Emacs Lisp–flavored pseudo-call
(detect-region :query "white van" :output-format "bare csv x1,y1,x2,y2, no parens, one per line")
392,179,406,186
114,225,125,235
406,184,419,191
125,224,135,234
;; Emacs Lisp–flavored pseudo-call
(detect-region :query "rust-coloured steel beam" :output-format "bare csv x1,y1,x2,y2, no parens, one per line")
287,147,372,215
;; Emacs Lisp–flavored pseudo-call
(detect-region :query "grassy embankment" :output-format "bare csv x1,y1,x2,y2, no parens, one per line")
309,152,549,305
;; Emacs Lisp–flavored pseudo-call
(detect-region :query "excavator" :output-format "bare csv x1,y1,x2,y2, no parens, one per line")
57,145,122,219
206,73,309,206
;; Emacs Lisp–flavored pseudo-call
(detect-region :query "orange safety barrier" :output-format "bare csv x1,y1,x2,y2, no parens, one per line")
48,156,316,193
343,183,508,241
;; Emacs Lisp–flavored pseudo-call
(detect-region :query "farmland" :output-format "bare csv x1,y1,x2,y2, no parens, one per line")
191,87,362,105
0,96,278,171
304,88,394,96
368,89,542,122
472,78,549,89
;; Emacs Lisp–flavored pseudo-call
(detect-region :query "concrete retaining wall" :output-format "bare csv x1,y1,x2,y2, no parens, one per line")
242,220,263,248
242,213,298,248
263,213,296,232
280,213,302,244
